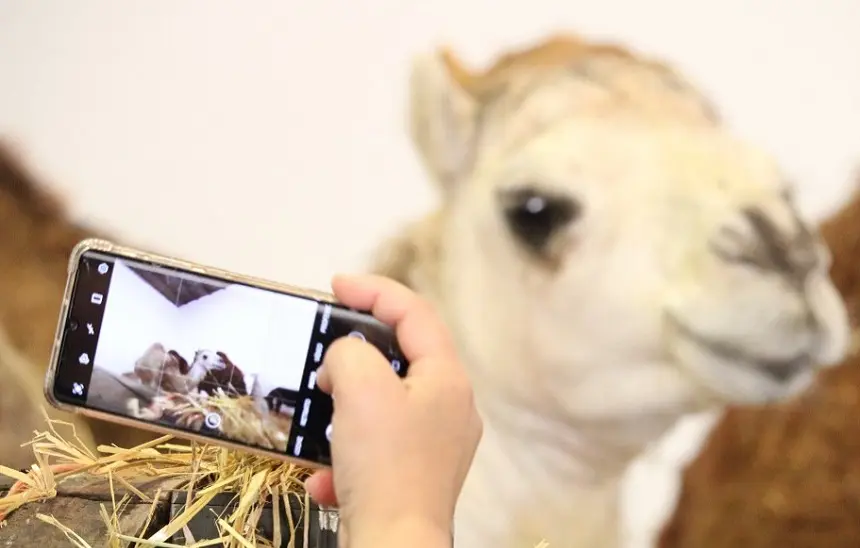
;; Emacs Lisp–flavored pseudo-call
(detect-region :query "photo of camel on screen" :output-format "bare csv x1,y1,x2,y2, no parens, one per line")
85,259,317,452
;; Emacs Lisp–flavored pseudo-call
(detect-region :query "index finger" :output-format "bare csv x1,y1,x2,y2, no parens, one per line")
331,274,458,364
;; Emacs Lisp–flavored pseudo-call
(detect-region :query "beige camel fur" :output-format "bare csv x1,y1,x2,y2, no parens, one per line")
371,34,851,547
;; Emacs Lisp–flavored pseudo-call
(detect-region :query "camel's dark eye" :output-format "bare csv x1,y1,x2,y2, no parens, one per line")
499,188,581,253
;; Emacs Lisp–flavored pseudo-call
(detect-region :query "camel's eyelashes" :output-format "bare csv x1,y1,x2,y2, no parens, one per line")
499,188,581,252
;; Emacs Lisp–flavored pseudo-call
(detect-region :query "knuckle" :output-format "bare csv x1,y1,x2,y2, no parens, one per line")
326,336,389,373
450,373,475,403
474,414,484,440
388,275,415,297
404,298,432,326
323,337,363,365
409,292,437,318
322,338,348,363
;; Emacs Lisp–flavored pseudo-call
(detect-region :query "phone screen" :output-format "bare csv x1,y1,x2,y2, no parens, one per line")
49,249,408,466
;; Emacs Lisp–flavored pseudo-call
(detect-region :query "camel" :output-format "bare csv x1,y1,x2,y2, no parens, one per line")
0,33,856,547
369,34,851,547
0,142,157,469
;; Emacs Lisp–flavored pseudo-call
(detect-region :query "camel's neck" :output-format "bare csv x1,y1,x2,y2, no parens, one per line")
453,364,687,548
0,149,88,267
0,151,95,365
433,280,702,547
187,364,211,385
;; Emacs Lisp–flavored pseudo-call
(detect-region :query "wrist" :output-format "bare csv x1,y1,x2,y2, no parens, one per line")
345,515,452,548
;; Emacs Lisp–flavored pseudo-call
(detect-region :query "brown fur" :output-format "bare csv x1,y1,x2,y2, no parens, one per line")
0,142,93,375
168,349,190,375
198,351,248,397
159,349,197,394
659,177,860,548
820,177,860,327
0,140,156,466
0,325,77,471
439,33,720,124
444,35,677,93
370,209,445,291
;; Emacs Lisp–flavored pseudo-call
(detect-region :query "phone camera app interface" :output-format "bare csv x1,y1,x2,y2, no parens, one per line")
56,252,409,465
286,302,409,464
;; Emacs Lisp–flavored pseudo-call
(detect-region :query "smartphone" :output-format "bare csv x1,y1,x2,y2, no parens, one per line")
44,239,409,468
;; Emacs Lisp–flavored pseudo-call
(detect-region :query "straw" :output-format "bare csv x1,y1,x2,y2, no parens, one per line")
136,390,293,452
0,409,551,547
0,409,311,547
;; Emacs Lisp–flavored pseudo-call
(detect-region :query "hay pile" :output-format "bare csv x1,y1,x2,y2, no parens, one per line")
135,391,292,452
0,412,313,547
659,178,860,548
0,413,550,547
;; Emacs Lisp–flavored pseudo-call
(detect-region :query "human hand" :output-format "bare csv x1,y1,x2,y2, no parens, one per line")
304,274,482,547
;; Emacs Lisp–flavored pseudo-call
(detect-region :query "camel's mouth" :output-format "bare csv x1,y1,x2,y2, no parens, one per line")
667,314,813,385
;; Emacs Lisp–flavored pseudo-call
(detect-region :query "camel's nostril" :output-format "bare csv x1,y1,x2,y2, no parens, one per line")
710,220,754,265
709,206,820,286
740,207,796,274
756,358,809,383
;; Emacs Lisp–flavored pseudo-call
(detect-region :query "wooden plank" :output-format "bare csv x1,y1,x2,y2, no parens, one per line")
0,475,183,547
169,491,339,547
54,474,183,501
0,495,157,546
1,476,339,547
0,477,178,547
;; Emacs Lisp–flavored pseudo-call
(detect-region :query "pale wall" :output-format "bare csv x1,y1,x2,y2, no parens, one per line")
178,284,318,393
94,259,181,374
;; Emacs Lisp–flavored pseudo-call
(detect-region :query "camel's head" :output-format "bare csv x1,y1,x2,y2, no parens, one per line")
383,35,850,421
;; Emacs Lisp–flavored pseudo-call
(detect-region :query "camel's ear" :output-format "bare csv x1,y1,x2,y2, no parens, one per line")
408,49,481,195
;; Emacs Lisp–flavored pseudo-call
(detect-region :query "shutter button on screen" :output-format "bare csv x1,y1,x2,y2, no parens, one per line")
325,423,333,442
347,331,366,342
204,412,222,430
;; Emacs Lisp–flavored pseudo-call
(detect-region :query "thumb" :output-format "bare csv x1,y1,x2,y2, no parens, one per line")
305,469,338,507
317,337,401,404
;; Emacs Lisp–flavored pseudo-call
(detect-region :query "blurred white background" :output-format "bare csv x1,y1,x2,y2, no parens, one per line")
1,1,858,546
